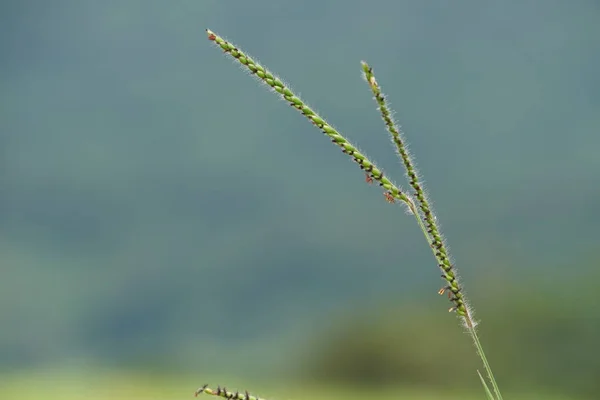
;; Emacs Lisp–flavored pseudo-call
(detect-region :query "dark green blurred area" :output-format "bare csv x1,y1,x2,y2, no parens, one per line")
300,277,600,398
1,0,599,398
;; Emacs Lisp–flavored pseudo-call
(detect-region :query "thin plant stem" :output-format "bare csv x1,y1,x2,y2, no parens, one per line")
478,370,495,400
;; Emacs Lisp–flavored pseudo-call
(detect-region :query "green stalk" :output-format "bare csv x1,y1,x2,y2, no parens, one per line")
478,371,496,400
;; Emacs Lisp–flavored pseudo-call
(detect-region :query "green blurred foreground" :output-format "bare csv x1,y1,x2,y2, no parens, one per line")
0,370,583,400
1,277,598,399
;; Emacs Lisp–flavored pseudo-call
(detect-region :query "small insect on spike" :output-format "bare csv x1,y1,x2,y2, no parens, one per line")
384,192,395,203
206,30,217,41
365,173,373,184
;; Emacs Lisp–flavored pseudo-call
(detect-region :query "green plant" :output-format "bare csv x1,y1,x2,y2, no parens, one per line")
199,28,503,399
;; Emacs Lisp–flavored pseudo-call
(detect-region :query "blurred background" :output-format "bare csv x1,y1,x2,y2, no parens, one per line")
1,0,599,399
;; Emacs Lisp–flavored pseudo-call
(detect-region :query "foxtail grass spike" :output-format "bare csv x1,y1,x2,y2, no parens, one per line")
361,61,503,399
205,29,415,211
361,61,470,319
195,384,266,400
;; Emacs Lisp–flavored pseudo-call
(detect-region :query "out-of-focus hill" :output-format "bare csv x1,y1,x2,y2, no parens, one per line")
1,0,599,372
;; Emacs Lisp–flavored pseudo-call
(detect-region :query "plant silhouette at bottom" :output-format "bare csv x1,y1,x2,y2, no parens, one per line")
195,385,266,400
201,28,503,400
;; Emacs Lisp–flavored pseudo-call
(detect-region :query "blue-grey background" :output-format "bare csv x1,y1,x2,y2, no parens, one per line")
1,0,599,398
